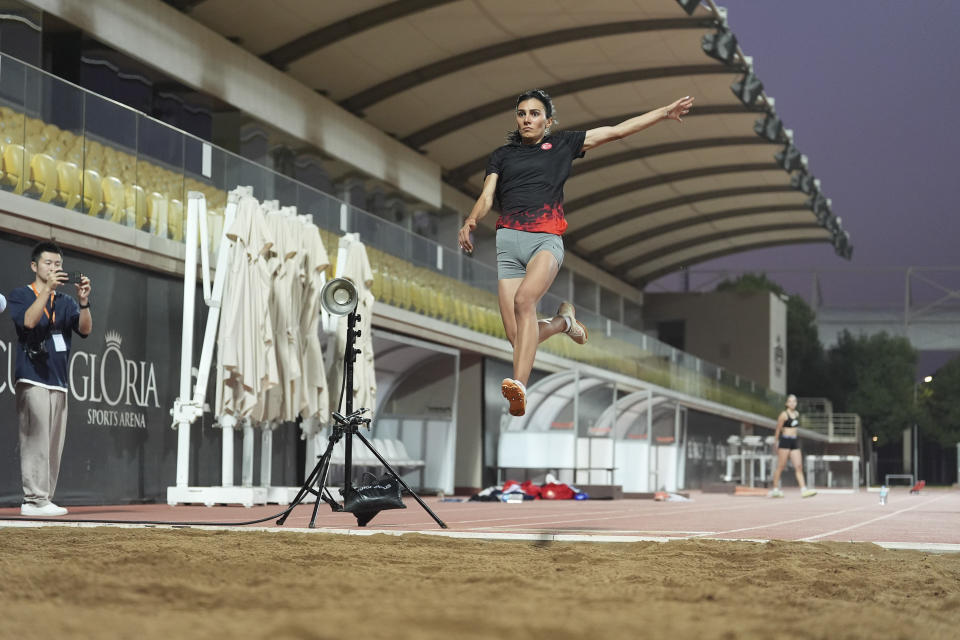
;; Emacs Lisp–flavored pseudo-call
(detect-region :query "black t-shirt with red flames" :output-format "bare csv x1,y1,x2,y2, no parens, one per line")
485,130,586,235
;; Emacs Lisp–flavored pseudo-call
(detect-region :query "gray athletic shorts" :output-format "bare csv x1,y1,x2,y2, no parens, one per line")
496,228,564,280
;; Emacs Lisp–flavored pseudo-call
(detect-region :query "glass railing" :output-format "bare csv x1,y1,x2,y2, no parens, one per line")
0,52,782,417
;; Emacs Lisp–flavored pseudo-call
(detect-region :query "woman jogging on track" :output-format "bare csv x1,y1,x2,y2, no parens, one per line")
457,89,694,416
769,394,817,498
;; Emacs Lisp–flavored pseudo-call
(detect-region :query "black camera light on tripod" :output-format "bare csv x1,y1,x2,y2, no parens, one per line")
276,275,447,529
320,277,359,316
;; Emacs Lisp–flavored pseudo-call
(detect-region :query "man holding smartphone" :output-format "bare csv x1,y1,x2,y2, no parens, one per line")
7,241,92,517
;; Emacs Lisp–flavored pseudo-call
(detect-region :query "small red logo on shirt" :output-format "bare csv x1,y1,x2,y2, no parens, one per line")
540,142,553,150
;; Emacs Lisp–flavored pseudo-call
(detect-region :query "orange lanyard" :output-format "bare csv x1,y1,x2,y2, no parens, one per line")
29,283,55,325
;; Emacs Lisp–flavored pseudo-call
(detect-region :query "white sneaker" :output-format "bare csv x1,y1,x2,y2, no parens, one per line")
20,502,68,517
556,302,588,345
801,489,818,499
768,489,784,498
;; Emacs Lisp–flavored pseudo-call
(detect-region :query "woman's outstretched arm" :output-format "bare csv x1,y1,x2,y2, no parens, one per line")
458,173,499,254
582,96,694,152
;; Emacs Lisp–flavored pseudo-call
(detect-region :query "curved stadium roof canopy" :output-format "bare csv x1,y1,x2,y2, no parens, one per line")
171,0,852,287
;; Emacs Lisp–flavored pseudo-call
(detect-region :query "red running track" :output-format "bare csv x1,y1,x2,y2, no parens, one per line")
1,488,958,548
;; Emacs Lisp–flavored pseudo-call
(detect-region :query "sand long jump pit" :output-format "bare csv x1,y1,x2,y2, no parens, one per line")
2,490,960,639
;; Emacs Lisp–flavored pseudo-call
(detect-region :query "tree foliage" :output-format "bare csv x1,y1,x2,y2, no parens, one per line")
920,355,960,446
827,331,918,446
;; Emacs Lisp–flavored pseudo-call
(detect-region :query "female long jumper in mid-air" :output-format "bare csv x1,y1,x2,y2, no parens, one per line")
458,89,694,417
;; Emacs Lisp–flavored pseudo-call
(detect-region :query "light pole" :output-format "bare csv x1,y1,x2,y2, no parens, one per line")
913,376,934,482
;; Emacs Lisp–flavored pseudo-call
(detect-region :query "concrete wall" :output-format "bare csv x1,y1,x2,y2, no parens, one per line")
643,291,787,395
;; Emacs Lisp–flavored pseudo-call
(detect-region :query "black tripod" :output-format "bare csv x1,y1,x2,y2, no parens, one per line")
277,310,447,529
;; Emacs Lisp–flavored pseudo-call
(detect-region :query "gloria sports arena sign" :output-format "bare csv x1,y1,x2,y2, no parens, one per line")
0,232,297,506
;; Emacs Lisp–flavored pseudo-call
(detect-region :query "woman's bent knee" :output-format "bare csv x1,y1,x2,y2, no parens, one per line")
513,293,537,313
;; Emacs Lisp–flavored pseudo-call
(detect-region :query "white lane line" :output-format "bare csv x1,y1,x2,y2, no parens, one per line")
468,499,798,531
5,520,959,552
472,508,747,531
875,541,960,554
446,500,778,528
472,529,716,536
446,507,645,526
690,505,875,538
797,494,948,542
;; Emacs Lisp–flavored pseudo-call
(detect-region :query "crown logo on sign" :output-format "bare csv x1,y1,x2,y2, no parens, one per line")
105,330,123,347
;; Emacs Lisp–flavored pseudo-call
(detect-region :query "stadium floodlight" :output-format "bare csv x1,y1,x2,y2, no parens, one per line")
702,28,738,65
755,112,783,143
755,113,785,143
791,172,820,196
731,72,764,106
775,144,805,172
833,229,852,259
675,0,701,16
807,193,830,223
825,214,843,234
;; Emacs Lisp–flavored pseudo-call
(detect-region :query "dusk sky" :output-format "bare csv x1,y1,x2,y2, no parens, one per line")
650,0,960,375
656,0,959,289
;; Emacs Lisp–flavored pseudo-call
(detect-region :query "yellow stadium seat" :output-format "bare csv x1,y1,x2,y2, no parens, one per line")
44,139,68,160
25,134,44,154
1,112,24,140
27,152,57,202
86,140,103,157
126,184,147,229
102,175,125,223
1,144,28,193
82,169,103,216
147,191,168,236
55,161,82,210
168,198,184,241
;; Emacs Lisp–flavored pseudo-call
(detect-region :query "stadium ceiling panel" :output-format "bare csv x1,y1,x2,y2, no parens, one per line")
176,0,851,286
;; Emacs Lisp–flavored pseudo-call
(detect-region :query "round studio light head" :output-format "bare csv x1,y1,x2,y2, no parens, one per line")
320,277,359,316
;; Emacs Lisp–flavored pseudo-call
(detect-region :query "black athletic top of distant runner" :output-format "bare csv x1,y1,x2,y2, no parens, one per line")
485,129,586,235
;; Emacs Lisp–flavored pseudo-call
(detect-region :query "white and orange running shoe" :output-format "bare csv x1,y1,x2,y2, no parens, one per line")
501,378,527,416
556,302,588,345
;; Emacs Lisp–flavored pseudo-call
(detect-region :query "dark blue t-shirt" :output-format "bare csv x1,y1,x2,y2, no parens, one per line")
7,285,85,390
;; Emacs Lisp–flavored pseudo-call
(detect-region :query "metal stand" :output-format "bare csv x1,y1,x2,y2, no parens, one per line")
277,311,447,529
